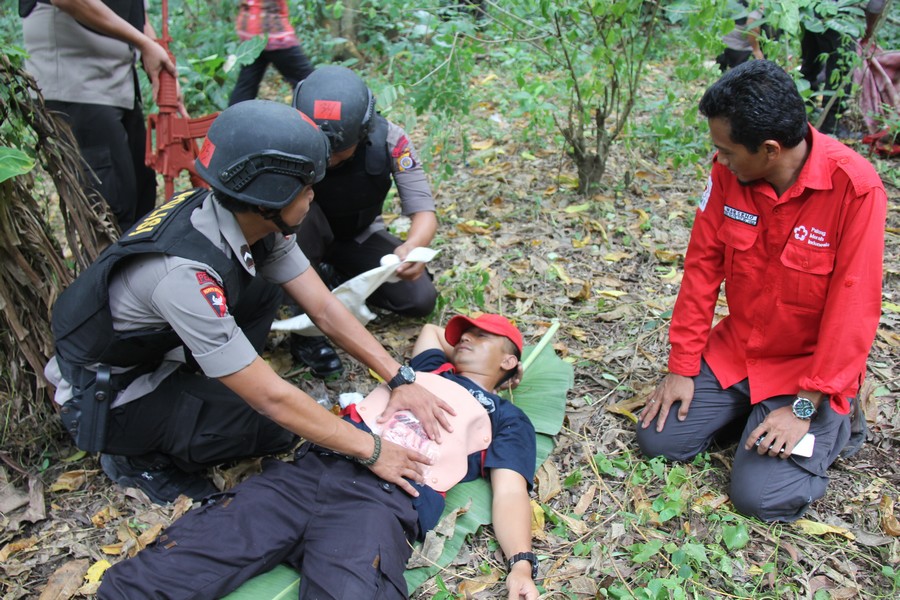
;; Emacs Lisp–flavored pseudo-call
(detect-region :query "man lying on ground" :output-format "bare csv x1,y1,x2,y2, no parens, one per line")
98,314,541,600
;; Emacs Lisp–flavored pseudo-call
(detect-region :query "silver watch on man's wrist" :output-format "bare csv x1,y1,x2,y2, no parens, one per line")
791,396,817,420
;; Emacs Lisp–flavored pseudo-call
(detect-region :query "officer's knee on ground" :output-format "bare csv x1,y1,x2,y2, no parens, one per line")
729,466,820,523
634,425,700,463
402,289,437,318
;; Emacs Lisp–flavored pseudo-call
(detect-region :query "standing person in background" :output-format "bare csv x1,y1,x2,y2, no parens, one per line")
716,0,765,72
287,65,439,378
228,0,314,105
799,0,887,136
21,0,180,230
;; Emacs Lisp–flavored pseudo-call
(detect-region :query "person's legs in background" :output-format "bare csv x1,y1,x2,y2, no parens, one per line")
229,52,272,106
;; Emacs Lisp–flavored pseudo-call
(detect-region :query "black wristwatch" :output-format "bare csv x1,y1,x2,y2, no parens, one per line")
387,364,416,391
507,551,538,580
791,396,817,420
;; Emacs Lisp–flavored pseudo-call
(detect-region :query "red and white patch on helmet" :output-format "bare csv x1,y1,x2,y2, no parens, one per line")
313,100,342,121
198,139,216,168
201,285,228,318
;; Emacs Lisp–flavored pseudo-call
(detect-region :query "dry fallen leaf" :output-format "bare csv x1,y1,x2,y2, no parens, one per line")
457,571,500,596
90,505,121,528
530,499,545,536
38,558,89,600
84,559,111,585
100,543,124,556
573,485,596,516
794,519,856,540
0,536,39,561
879,495,900,537
536,461,561,503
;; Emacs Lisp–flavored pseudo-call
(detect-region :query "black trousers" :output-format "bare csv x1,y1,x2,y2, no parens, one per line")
298,203,437,317
98,448,417,599
716,48,752,72
800,26,853,134
102,276,295,471
47,97,157,230
228,46,314,106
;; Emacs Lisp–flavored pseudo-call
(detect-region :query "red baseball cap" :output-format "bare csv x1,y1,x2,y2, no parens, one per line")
444,313,523,353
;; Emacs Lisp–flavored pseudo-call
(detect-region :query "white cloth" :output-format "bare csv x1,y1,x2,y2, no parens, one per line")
271,247,439,335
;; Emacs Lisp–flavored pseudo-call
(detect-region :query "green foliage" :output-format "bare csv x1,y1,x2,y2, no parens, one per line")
0,146,34,183
489,0,665,192
434,266,491,314
0,0,21,48
143,0,266,113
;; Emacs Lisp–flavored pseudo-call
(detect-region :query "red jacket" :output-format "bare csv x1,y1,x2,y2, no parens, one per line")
235,0,299,50
668,127,886,414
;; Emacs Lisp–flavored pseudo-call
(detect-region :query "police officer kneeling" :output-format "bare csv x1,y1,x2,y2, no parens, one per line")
45,100,451,504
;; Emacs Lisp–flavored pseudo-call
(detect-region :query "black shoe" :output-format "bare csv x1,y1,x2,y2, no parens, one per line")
840,398,869,459
100,454,217,504
289,334,344,378
318,262,348,290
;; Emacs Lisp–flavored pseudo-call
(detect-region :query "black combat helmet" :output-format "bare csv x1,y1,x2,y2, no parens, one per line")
194,100,330,209
292,66,376,152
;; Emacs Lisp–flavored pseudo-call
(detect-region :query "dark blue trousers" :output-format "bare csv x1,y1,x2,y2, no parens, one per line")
98,447,419,599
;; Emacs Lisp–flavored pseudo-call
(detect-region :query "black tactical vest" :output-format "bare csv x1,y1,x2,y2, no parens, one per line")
313,114,393,240
51,189,271,375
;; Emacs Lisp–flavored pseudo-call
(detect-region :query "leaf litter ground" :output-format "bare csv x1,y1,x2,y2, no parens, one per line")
1,74,899,600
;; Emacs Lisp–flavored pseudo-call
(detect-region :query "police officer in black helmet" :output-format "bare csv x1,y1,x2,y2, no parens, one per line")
45,100,453,504
290,66,439,378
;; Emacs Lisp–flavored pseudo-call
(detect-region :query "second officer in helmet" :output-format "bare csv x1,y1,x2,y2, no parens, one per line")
289,66,439,377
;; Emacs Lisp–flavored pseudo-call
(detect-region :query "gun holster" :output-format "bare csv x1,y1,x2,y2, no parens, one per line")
60,364,112,453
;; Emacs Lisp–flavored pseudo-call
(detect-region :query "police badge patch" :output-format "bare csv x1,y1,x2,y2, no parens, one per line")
392,135,416,172
201,285,228,317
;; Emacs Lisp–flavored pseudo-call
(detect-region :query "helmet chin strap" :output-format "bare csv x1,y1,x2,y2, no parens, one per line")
258,207,303,236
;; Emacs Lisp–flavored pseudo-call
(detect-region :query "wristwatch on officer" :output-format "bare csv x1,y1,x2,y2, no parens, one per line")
791,396,817,420
387,364,416,391
507,551,538,580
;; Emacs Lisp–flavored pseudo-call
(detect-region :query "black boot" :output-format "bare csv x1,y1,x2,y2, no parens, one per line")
290,334,344,378
100,454,217,504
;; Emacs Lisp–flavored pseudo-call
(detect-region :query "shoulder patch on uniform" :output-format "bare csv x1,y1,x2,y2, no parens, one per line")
201,285,228,318
392,135,416,171
699,176,712,212
196,272,216,286
391,135,410,158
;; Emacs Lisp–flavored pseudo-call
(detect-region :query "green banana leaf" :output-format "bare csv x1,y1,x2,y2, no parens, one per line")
225,341,572,599
0,147,34,185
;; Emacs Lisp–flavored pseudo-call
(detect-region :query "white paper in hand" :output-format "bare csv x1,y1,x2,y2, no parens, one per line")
271,247,439,335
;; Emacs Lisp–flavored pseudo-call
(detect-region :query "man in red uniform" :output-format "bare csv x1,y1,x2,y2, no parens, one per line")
637,60,886,521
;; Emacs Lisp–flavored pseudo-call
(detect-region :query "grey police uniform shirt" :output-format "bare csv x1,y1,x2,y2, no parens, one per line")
352,121,436,244
722,9,762,52
44,193,310,408
23,3,136,109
